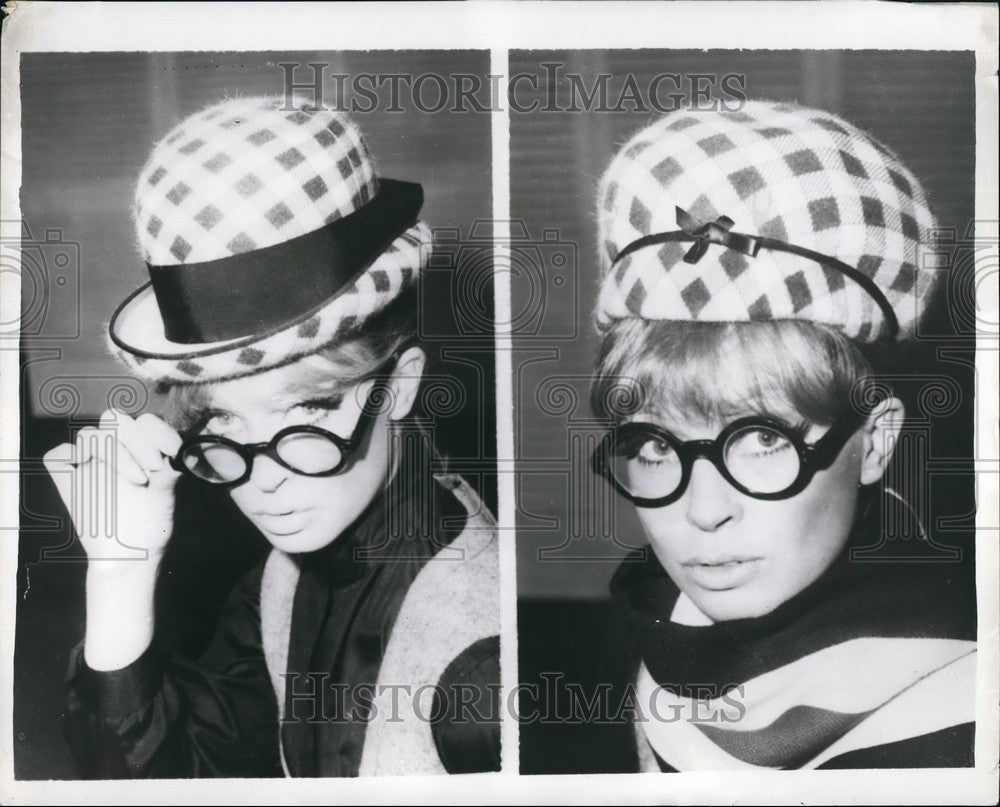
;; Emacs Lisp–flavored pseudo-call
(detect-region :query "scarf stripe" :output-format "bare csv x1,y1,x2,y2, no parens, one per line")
682,637,973,730
806,649,976,769
636,647,976,770
698,705,872,768
614,518,976,770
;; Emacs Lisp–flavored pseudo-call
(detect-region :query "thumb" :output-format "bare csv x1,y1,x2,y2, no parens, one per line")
42,441,76,511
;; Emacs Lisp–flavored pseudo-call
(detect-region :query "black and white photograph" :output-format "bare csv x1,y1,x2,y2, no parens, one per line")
10,48,501,780
513,49,987,774
1,3,997,805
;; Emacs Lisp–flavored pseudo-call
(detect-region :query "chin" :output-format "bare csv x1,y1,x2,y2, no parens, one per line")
685,586,782,623
253,523,339,555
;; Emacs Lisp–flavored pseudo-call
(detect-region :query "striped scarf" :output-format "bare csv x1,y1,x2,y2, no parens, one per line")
610,526,977,770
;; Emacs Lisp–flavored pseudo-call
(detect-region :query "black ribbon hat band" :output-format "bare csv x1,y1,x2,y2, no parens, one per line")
142,178,423,345
612,205,900,341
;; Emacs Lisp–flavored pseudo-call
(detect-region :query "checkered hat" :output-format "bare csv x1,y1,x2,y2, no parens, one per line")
595,100,939,342
109,95,430,383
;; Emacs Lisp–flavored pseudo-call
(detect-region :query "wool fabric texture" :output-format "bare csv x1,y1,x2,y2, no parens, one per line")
259,473,501,776
110,95,430,384
595,100,939,342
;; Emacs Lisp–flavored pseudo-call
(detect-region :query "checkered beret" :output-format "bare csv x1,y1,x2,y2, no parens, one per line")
109,95,430,384
595,100,939,342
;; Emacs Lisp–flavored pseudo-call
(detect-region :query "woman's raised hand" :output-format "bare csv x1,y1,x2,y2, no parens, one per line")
42,409,183,562
44,409,185,670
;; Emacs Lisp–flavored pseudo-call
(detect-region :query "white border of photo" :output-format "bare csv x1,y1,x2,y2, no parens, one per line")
1,2,996,804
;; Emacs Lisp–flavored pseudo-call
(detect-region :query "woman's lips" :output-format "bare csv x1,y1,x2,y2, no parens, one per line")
681,557,764,590
253,509,312,535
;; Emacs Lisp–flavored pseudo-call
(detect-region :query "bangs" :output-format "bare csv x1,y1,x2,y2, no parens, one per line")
159,284,420,432
161,335,399,433
591,319,874,428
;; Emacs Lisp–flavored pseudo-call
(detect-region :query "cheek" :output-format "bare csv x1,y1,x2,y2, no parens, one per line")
304,432,393,521
634,505,688,571
794,436,863,527
778,458,861,561
309,469,385,528
745,450,863,601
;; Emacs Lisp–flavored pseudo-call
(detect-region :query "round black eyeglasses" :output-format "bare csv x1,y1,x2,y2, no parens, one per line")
591,413,865,507
169,380,388,486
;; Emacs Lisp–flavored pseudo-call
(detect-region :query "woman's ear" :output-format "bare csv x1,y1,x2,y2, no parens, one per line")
859,396,905,486
387,346,426,421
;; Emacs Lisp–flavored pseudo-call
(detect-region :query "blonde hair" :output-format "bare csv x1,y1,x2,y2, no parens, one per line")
590,319,876,427
162,286,419,432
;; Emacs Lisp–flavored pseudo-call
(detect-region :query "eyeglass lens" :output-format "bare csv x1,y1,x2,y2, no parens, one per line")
178,431,347,484
611,423,802,499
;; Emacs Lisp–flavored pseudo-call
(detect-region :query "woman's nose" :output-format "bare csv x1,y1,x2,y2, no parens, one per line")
684,457,739,532
247,453,290,493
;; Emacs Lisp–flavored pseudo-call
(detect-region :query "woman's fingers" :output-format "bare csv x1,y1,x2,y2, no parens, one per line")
71,423,149,489
42,441,75,506
101,410,161,472
44,434,137,540
112,442,152,486
133,413,183,489
74,426,101,468
42,440,74,468
93,410,182,488
52,411,180,490
135,412,183,461
42,412,181,559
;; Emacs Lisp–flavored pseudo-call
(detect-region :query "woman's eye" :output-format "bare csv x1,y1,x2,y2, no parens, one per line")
637,438,676,465
201,411,235,434
757,430,780,448
732,428,792,456
292,398,342,418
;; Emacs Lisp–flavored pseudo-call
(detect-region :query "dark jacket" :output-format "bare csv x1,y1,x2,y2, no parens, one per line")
66,472,501,777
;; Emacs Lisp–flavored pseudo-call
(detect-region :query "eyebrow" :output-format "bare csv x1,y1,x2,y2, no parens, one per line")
280,375,353,401
717,407,806,425
626,410,811,440
275,391,345,409
197,391,346,421
186,406,231,435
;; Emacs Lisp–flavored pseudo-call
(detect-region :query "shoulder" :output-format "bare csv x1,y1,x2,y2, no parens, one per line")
435,473,497,541
430,473,498,580
359,474,500,775
378,475,498,669
398,474,499,635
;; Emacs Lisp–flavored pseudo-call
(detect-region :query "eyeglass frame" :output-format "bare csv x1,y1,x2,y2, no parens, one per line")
591,411,868,508
168,362,396,487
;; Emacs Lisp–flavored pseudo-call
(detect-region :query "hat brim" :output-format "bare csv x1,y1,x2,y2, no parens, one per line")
108,222,430,383
110,283,257,358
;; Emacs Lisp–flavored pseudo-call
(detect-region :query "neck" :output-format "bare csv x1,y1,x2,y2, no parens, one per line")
670,592,714,626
